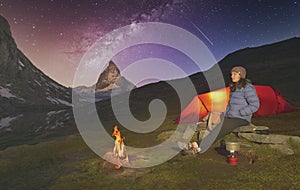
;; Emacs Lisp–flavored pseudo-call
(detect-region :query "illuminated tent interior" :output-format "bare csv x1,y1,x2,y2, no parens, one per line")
176,85,297,124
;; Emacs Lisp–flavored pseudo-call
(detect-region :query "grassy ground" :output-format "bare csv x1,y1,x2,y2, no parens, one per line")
1,111,300,190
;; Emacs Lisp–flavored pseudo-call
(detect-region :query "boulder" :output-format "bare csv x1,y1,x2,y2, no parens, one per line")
233,123,269,133
238,133,300,144
238,133,300,155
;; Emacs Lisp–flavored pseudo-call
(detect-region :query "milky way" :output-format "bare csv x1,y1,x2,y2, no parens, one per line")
0,0,299,87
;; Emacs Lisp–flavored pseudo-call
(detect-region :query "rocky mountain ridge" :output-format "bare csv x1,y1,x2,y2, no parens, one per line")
0,15,72,115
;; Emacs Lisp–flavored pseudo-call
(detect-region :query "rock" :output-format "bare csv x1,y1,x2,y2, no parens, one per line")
196,121,207,130
233,123,269,133
238,132,300,155
238,133,300,144
103,152,131,169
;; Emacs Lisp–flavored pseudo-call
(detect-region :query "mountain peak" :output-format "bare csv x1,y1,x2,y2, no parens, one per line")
95,60,120,91
94,60,135,93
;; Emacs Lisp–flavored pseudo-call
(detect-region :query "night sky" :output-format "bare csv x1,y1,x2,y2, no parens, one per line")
0,0,299,87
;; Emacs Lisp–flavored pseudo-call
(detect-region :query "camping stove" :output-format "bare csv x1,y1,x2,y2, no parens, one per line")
225,140,241,165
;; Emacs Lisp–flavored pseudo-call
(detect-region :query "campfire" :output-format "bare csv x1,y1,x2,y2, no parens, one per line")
111,125,129,169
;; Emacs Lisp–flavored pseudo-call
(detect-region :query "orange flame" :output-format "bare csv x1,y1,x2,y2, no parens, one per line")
112,125,128,169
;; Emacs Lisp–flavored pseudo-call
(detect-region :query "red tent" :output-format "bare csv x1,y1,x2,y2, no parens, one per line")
176,85,297,124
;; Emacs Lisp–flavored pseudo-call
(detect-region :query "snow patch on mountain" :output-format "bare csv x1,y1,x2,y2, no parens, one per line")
46,110,65,117
46,97,72,106
34,80,42,86
34,110,70,132
0,114,23,130
18,59,25,67
0,86,17,98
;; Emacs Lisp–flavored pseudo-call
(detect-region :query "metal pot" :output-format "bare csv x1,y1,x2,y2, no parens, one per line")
225,140,241,151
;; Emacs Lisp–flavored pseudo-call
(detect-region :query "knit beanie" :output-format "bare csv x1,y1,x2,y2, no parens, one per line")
231,66,246,79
